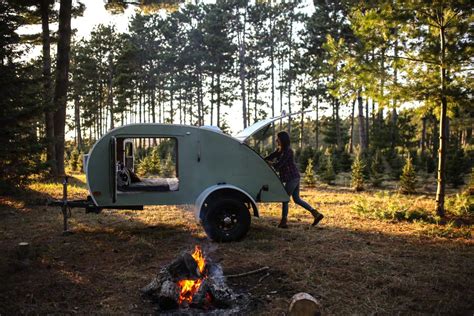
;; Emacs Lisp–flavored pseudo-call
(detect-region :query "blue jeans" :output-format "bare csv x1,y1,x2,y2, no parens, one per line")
282,178,315,220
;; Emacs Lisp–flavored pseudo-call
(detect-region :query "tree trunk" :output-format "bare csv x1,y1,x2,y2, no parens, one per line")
357,90,367,152
315,95,319,149
52,0,72,176
278,50,284,129
108,58,114,130
170,78,174,124
40,0,56,174
287,20,293,136
299,89,304,150
239,7,247,129
365,97,370,148
217,73,221,128
435,25,447,217
391,39,398,149
74,96,82,151
335,99,342,150
151,85,156,123
254,75,258,123
270,27,275,149
210,73,214,126
420,116,427,153
349,98,355,154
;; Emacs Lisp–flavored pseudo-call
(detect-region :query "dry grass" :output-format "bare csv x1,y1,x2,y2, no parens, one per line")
0,175,473,314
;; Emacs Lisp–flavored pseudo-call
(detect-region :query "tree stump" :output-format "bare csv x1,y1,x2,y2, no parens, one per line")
289,292,321,316
17,242,31,261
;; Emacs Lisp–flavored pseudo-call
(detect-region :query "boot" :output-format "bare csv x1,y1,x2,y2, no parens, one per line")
310,209,324,226
278,218,288,229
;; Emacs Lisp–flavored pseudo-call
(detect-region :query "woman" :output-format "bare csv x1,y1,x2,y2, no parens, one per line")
265,131,324,228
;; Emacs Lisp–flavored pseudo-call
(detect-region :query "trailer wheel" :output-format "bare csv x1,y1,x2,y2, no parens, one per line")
202,197,251,242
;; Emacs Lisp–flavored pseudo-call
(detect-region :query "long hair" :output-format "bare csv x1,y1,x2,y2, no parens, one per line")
277,131,291,151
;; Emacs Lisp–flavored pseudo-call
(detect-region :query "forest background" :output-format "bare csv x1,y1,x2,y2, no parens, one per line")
0,0,472,217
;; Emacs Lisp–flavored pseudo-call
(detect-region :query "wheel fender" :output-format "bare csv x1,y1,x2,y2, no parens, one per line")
194,184,259,222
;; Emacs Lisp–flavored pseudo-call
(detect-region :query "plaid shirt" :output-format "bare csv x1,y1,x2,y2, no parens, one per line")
265,148,300,182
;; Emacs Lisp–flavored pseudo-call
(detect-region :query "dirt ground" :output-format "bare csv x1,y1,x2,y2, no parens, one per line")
0,175,473,315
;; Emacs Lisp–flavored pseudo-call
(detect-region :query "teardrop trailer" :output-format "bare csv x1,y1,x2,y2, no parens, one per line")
50,113,306,242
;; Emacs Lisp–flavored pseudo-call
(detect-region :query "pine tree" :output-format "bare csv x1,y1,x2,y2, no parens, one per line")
319,150,336,185
161,153,175,178
303,158,316,187
351,151,365,191
137,148,161,177
467,168,474,195
446,142,466,188
400,155,417,194
0,2,43,191
68,147,80,172
370,150,384,188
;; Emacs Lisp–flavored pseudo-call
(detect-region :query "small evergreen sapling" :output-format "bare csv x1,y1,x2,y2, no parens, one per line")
400,155,417,194
319,151,336,185
370,151,384,187
303,158,316,187
351,152,365,191
68,148,80,172
161,153,175,178
138,147,161,176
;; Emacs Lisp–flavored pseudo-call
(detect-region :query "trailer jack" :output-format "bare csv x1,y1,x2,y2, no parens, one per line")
48,176,143,235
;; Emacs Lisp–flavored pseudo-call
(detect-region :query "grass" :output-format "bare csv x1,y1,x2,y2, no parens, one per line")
0,175,472,314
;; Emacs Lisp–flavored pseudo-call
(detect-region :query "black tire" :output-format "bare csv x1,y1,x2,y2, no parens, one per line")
202,197,251,242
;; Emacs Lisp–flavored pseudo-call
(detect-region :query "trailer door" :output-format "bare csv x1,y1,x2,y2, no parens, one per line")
110,136,117,203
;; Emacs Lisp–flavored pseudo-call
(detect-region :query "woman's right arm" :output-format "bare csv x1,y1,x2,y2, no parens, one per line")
264,150,278,162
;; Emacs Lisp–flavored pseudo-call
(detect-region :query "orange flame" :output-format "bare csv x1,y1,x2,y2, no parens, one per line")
192,245,206,274
178,278,203,304
177,245,207,304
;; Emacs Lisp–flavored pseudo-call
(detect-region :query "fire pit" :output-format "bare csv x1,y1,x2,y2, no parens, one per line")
142,245,244,313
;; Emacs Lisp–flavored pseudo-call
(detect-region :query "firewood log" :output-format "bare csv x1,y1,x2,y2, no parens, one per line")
168,252,200,280
158,280,179,310
289,292,321,316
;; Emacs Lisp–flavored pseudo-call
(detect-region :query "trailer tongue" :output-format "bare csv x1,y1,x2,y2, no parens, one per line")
48,176,143,235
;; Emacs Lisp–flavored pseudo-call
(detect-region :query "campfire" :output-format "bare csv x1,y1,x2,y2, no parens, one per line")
176,246,207,305
141,245,236,312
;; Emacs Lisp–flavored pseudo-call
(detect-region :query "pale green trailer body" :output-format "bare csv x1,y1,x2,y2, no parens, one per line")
86,123,288,207
84,118,290,241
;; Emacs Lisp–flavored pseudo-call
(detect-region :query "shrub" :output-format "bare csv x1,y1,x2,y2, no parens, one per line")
399,155,417,194
335,149,352,173
303,158,316,187
68,148,83,173
445,192,474,216
318,150,336,185
386,149,404,179
446,143,467,188
298,147,315,173
468,167,474,195
416,149,436,174
137,147,161,176
370,150,384,187
351,152,365,191
161,153,175,178
352,192,432,222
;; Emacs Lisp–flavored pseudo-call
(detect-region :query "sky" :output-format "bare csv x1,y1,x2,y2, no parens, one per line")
73,0,135,39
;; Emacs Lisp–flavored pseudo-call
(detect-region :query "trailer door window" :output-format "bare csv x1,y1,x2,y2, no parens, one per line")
116,137,178,192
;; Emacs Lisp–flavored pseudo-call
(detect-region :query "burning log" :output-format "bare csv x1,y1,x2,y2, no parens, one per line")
141,245,237,312
168,252,201,280
157,280,179,310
